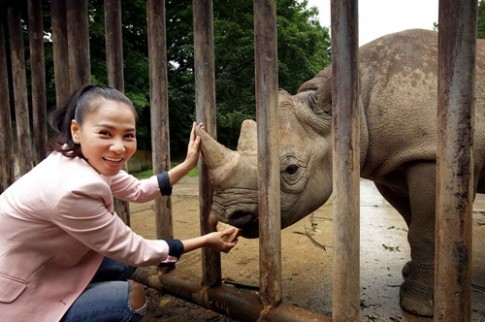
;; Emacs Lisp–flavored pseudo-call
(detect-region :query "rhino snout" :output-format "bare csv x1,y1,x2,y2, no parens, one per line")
226,210,259,238
211,189,260,238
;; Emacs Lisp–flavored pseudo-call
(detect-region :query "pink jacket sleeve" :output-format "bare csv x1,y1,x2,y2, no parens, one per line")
107,171,162,203
52,180,169,266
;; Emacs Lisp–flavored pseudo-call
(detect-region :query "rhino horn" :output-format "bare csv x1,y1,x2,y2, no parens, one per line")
194,126,240,178
237,119,257,155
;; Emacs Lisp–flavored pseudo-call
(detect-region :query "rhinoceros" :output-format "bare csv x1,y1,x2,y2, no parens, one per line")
194,29,485,317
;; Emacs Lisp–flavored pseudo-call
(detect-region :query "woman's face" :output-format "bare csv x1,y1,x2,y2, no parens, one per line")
70,100,137,176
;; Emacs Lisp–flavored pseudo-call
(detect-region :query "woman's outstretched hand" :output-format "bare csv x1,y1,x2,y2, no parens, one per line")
166,122,204,186
184,122,204,169
205,229,239,253
181,228,239,255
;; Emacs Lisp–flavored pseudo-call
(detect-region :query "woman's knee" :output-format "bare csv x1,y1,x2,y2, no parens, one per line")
61,280,145,321
129,281,147,314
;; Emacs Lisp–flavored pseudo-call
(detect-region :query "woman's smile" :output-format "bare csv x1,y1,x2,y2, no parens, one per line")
103,156,125,168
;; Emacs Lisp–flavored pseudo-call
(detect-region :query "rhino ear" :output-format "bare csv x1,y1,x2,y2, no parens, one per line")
307,75,332,117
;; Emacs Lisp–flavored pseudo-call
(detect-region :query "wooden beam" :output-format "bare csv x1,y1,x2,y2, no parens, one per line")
50,0,70,106
8,4,33,176
28,0,47,162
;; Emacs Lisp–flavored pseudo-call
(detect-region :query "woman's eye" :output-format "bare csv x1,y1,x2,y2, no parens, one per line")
285,165,298,175
99,130,111,136
125,133,136,139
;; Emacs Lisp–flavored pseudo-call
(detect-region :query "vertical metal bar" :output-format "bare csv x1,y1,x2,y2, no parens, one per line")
50,0,70,105
147,0,173,239
253,0,281,306
330,0,360,321
8,4,33,177
193,0,221,286
0,21,14,192
28,0,47,163
435,1,477,320
66,0,90,92
105,0,131,226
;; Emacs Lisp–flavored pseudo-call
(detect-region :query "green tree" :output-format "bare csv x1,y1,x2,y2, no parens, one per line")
479,0,485,39
87,0,152,150
31,0,330,158
168,0,330,149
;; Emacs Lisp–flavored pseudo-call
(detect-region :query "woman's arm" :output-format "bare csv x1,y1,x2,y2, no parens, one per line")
182,228,238,254
161,228,238,264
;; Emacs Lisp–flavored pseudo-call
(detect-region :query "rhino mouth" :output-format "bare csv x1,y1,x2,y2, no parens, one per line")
227,210,259,238
211,189,260,237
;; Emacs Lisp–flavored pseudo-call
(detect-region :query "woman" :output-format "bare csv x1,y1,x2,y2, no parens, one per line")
0,85,237,321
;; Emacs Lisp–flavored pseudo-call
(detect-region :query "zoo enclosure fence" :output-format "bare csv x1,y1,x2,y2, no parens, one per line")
0,0,477,321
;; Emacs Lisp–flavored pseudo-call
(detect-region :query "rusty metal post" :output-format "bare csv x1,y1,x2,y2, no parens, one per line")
0,21,14,192
66,0,90,92
28,0,47,163
193,0,221,286
50,0,70,106
147,0,173,239
253,0,282,306
105,0,131,226
330,0,360,321
8,4,33,177
435,1,477,320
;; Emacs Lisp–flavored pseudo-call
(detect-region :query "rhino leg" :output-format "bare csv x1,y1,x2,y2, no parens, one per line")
375,183,412,226
377,162,436,317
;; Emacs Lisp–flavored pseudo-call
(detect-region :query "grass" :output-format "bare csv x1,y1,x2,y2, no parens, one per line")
131,165,199,179
132,169,153,179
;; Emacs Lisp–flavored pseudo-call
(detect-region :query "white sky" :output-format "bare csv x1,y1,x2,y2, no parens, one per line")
305,0,439,46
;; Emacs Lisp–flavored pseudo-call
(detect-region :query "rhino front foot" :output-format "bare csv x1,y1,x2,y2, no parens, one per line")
399,261,434,317
399,282,433,317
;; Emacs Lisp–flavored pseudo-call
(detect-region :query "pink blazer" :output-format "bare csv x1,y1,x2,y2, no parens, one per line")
0,152,171,321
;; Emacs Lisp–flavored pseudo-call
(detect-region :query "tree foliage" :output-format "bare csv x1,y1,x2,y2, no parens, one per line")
210,0,330,147
15,1,485,160
163,0,330,152
479,0,485,39
83,0,330,157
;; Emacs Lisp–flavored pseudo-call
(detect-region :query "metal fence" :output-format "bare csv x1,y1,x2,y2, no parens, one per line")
0,0,476,321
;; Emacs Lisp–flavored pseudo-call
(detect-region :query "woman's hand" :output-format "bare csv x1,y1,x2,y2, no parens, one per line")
204,229,239,253
184,122,204,169
181,228,239,254
166,122,204,186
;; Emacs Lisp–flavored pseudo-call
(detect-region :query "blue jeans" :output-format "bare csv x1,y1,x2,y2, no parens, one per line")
60,257,143,322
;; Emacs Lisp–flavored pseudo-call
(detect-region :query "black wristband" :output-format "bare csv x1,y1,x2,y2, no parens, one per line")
156,171,173,196
166,239,184,258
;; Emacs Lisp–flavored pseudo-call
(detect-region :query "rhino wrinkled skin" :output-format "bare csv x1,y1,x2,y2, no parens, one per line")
195,29,485,317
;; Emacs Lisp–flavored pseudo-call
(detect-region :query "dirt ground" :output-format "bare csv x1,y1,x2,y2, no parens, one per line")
130,178,485,322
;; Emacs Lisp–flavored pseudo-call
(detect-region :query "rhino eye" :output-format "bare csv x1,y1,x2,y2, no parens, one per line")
285,165,299,175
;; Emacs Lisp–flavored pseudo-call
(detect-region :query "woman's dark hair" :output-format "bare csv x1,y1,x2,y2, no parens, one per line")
48,84,137,158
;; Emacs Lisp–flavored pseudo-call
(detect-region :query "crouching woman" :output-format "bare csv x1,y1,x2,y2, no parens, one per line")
0,85,238,322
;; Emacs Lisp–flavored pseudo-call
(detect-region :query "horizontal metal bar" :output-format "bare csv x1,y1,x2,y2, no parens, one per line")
134,266,331,322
